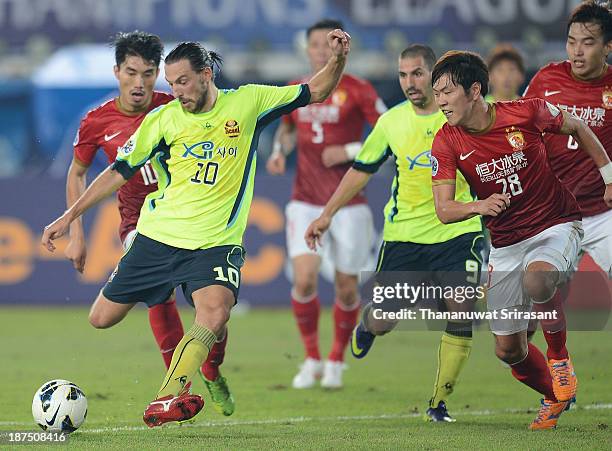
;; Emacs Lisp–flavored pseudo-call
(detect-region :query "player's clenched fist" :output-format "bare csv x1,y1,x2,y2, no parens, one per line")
327,29,351,58
266,152,286,175
304,215,332,251
474,193,511,217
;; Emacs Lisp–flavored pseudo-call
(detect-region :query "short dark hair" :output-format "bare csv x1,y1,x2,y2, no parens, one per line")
432,51,489,97
165,42,223,76
567,1,612,43
306,19,344,38
112,31,164,67
487,44,525,74
400,44,437,70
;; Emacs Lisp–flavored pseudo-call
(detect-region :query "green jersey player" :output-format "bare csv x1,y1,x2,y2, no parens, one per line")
42,30,351,427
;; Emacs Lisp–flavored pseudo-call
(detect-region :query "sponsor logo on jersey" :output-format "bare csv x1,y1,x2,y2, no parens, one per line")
332,89,347,106
459,149,476,161
430,155,439,176
119,137,136,156
182,141,215,160
224,119,240,138
505,126,525,150
603,86,612,109
104,131,122,142
475,151,527,183
406,150,432,170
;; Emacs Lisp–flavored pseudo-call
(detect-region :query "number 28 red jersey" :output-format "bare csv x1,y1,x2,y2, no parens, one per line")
73,91,174,242
432,99,581,248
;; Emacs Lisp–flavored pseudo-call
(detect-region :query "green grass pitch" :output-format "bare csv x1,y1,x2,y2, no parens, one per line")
1,306,611,450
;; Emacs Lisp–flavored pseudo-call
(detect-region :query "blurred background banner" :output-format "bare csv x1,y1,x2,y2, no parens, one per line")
0,0,582,51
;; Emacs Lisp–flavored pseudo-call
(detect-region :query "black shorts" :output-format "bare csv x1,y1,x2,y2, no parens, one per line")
103,233,246,307
375,232,484,288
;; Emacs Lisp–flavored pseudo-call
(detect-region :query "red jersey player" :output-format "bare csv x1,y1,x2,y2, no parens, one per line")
266,19,385,389
430,51,612,430
524,1,612,277
65,31,234,416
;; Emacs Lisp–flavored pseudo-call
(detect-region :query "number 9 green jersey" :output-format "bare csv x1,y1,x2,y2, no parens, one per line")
113,84,310,250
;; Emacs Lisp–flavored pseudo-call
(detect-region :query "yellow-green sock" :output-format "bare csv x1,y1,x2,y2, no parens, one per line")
157,324,217,398
430,332,473,407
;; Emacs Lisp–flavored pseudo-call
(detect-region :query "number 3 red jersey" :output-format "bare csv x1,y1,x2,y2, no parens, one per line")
283,74,385,206
524,61,612,217
432,99,581,248
73,91,174,242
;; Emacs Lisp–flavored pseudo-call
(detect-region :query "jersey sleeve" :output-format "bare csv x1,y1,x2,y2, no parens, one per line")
352,118,392,173
530,98,564,134
251,84,311,127
431,131,457,185
73,115,99,166
112,106,168,180
357,80,386,126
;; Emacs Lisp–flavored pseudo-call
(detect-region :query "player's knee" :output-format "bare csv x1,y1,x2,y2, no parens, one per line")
195,302,230,336
293,276,318,298
88,310,113,329
335,284,358,305
495,340,527,364
523,267,558,303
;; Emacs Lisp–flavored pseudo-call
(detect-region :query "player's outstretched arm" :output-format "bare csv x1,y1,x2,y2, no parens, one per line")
433,184,510,224
42,166,128,252
266,121,296,175
65,158,89,272
304,168,371,250
307,29,350,104
559,111,612,207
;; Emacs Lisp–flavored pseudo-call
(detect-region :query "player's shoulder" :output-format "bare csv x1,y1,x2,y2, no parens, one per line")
378,100,409,123
78,98,118,133
533,60,571,81
81,97,116,121
495,97,541,112
432,122,457,147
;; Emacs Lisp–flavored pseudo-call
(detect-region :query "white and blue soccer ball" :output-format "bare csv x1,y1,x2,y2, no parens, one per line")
32,380,88,433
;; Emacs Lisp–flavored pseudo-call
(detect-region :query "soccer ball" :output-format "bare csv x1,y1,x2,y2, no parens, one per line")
32,380,87,433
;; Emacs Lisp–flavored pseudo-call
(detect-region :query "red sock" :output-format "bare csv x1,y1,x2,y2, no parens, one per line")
328,300,360,362
532,290,568,360
148,299,184,369
291,292,320,360
201,329,228,381
510,343,557,401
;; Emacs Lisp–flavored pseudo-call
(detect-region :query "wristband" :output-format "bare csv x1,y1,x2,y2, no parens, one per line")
272,141,283,157
344,142,362,160
600,162,612,185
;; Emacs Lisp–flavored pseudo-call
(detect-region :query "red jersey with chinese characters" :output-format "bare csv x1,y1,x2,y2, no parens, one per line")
283,74,385,206
524,61,612,217
432,99,581,248
73,91,173,242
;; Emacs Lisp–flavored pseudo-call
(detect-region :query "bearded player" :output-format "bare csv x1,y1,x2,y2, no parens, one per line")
65,31,234,416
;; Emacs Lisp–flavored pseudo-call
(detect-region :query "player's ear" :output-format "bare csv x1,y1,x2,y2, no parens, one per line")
113,65,120,80
202,66,213,82
470,82,482,101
